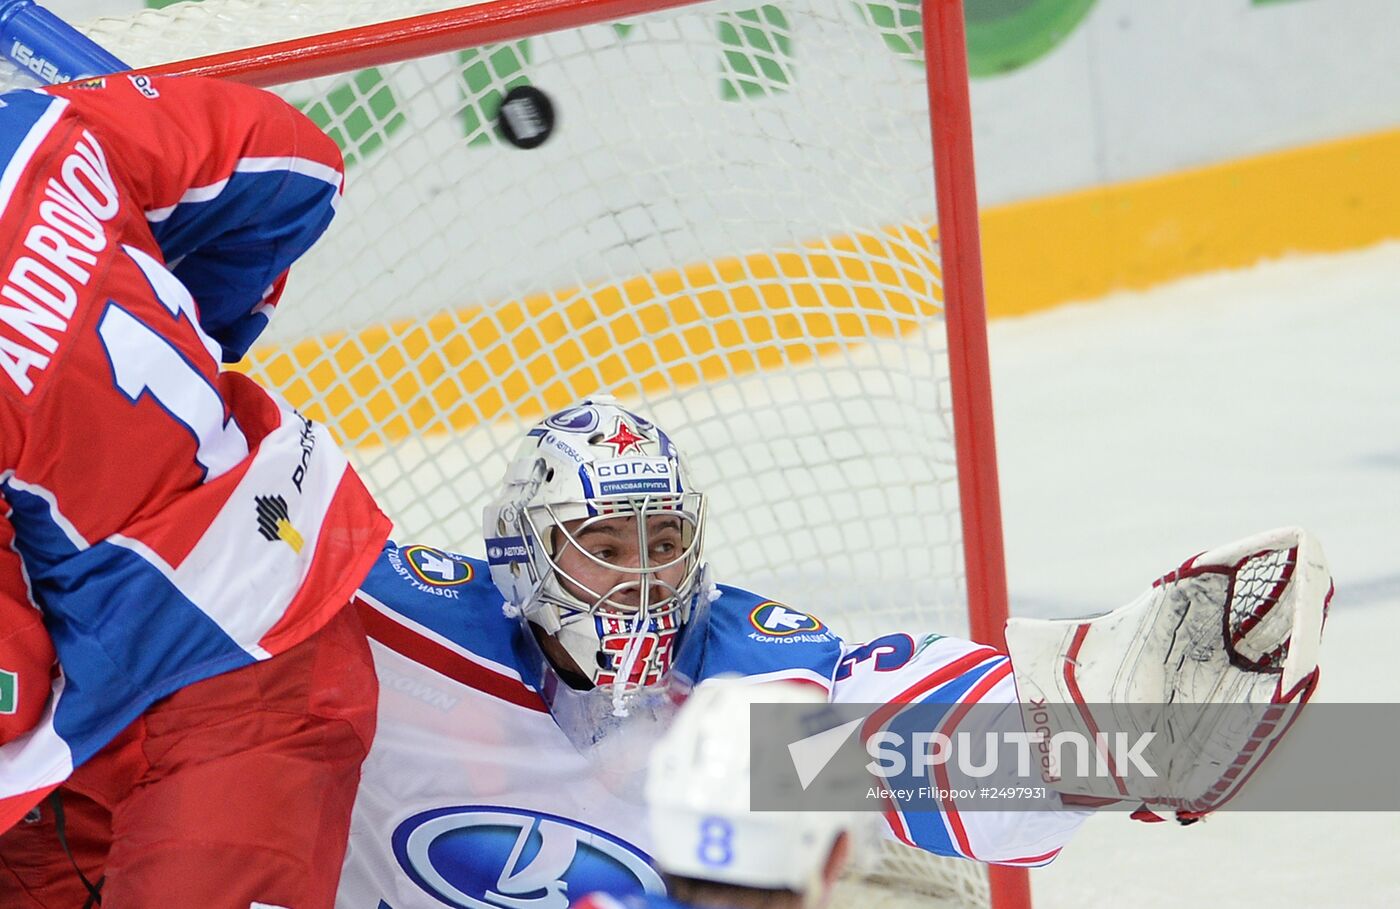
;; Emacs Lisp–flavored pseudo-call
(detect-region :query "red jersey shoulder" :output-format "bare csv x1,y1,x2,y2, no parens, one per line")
45,74,345,203
0,95,126,405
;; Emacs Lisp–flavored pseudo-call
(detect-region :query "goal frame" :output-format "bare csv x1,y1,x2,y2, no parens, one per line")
129,1,1024,905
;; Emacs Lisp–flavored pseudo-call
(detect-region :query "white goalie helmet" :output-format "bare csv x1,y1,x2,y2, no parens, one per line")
484,397,708,714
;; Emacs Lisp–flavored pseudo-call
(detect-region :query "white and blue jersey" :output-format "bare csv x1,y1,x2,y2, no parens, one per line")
340,541,842,909
831,632,1091,867
338,543,1087,908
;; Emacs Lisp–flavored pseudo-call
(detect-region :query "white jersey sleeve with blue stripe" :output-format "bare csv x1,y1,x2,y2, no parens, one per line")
831,632,1090,866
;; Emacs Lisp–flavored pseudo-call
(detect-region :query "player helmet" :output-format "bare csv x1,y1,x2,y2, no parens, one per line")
484,397,708,722
646,678,858,895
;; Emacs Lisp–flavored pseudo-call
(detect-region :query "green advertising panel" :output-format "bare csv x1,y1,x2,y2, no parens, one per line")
964,0,1098,76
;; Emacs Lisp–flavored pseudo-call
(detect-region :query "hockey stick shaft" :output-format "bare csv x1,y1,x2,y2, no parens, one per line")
0,0,127,84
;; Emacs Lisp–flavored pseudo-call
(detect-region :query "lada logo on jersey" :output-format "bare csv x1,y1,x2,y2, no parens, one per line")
392,806,663,909
912,633,946,658
404,546,474,587
749,602,826,637
254,495,304,553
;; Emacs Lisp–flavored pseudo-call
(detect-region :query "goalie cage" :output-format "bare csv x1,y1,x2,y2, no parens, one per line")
0,0,1029,907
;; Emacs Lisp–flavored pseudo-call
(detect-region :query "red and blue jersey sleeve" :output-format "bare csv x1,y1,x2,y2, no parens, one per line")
41,75,344,361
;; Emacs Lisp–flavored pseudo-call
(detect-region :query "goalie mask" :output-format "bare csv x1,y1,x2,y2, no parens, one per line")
484,398,708,739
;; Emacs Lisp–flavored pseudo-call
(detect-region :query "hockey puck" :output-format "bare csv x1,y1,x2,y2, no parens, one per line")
496,85,556,150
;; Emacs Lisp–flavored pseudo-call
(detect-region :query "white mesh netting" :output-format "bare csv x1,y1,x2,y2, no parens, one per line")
3,1,997,903
0,0,979,643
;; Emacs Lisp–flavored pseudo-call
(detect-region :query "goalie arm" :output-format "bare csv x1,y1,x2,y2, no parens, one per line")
831,633,1091,866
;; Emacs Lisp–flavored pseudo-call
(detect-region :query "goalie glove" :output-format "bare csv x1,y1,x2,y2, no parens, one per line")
1005,526,1331,822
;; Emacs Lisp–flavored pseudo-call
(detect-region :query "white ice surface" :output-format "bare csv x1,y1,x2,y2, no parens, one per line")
991,242,1400,909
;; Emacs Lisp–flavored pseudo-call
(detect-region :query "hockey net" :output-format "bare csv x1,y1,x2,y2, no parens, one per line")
0,0,1018,905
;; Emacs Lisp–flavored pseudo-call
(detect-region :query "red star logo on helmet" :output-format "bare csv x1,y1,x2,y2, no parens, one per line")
599,418,648,456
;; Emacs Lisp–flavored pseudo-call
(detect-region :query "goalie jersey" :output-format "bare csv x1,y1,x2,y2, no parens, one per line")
0,76,390,828
340,543,1088,909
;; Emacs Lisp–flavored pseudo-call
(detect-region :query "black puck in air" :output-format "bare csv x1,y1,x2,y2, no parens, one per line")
497,85,556,150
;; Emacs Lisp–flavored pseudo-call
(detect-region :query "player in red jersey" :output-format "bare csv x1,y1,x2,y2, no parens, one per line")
0,75,392,908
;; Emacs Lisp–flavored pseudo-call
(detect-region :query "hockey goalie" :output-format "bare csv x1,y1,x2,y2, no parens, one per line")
4,396,1326,905
322,398,1329,907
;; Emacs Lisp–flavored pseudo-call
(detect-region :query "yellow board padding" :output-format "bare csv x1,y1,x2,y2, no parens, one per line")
981,124,1400,318
231,225,942,444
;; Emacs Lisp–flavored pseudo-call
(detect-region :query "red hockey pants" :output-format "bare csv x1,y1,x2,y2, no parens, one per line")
0,603,378,908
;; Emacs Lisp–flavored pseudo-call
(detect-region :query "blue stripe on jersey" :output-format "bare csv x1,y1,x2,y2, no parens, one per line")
0,91,63,218
147,167,339,362
0,479,83,562
0,90,59,174
44,542,256,766
3,482,255,767
213,311,270,363
880,658,1003,858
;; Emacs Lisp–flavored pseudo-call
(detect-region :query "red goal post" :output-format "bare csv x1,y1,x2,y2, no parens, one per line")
73,0,1022,906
